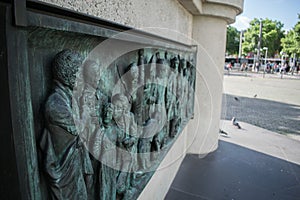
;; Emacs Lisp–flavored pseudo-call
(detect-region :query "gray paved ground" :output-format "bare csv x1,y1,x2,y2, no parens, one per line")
166,120,300,200
165,72,300,200
165,140,300,200
221,72,300,139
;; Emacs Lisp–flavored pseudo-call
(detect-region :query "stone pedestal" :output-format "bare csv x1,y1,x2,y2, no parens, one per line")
0,0,243,199
139,1,244,199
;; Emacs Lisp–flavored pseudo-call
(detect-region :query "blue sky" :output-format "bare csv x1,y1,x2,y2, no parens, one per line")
232,0,300,31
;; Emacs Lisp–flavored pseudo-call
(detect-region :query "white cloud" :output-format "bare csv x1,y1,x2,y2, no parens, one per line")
231,16,251,31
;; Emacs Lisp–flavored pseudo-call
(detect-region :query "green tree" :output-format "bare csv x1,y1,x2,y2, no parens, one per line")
281,14,300,58
295,14,300,43
226,26,240,56
281,30,298,57
242,18,284,58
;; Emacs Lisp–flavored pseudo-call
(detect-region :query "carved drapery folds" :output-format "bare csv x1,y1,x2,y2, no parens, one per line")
40,47,196,200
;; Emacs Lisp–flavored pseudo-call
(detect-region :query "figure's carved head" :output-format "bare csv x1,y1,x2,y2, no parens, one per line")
111,94,130,119
157,59,168,78
179,59,187,73
52,49,83,88
138,49,144,56
83,60,99,88
126,62,139,81
171,56,179,71
103,102,114,126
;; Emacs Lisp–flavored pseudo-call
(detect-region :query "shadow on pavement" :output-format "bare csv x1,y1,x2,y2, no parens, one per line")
165,141,300,200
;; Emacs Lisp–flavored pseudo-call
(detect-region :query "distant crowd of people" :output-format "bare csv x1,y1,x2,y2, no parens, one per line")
225,61,300,75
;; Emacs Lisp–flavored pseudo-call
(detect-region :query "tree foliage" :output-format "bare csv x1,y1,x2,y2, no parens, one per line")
226,16,300,60
242,18,284,58
226,26,240,55
281,14,300,57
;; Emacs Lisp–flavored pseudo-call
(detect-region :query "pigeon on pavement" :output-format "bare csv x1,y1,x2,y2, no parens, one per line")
219,129,228,135
232,117,241,129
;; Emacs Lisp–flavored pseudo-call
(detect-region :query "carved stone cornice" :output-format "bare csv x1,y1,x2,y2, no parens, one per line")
177,0,244,24
177,0,203,15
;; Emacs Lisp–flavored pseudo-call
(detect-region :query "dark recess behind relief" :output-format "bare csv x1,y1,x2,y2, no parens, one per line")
0,4,22,199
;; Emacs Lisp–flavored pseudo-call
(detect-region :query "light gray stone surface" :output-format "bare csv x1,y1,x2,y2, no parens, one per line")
220,120,300,165
38,0,193,43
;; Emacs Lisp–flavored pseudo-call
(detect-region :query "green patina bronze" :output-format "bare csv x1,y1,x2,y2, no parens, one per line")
39,48,196,200
0,3,196,199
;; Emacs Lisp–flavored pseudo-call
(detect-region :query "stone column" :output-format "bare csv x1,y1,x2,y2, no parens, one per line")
182,0,244,155
139,1,243,199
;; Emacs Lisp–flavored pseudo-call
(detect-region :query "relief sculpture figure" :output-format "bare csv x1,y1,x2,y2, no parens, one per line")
98,103,121,200
137,49,146,86
167,56,180,138
124,62,152,171
39,49,93,200
79,60,101,150
111,94,138,199
152,58,168,151
187,61,196,118
38,47,196,200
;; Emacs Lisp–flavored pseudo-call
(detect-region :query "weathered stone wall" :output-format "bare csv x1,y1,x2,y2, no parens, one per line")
34,1,244,199
38,0,193,44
